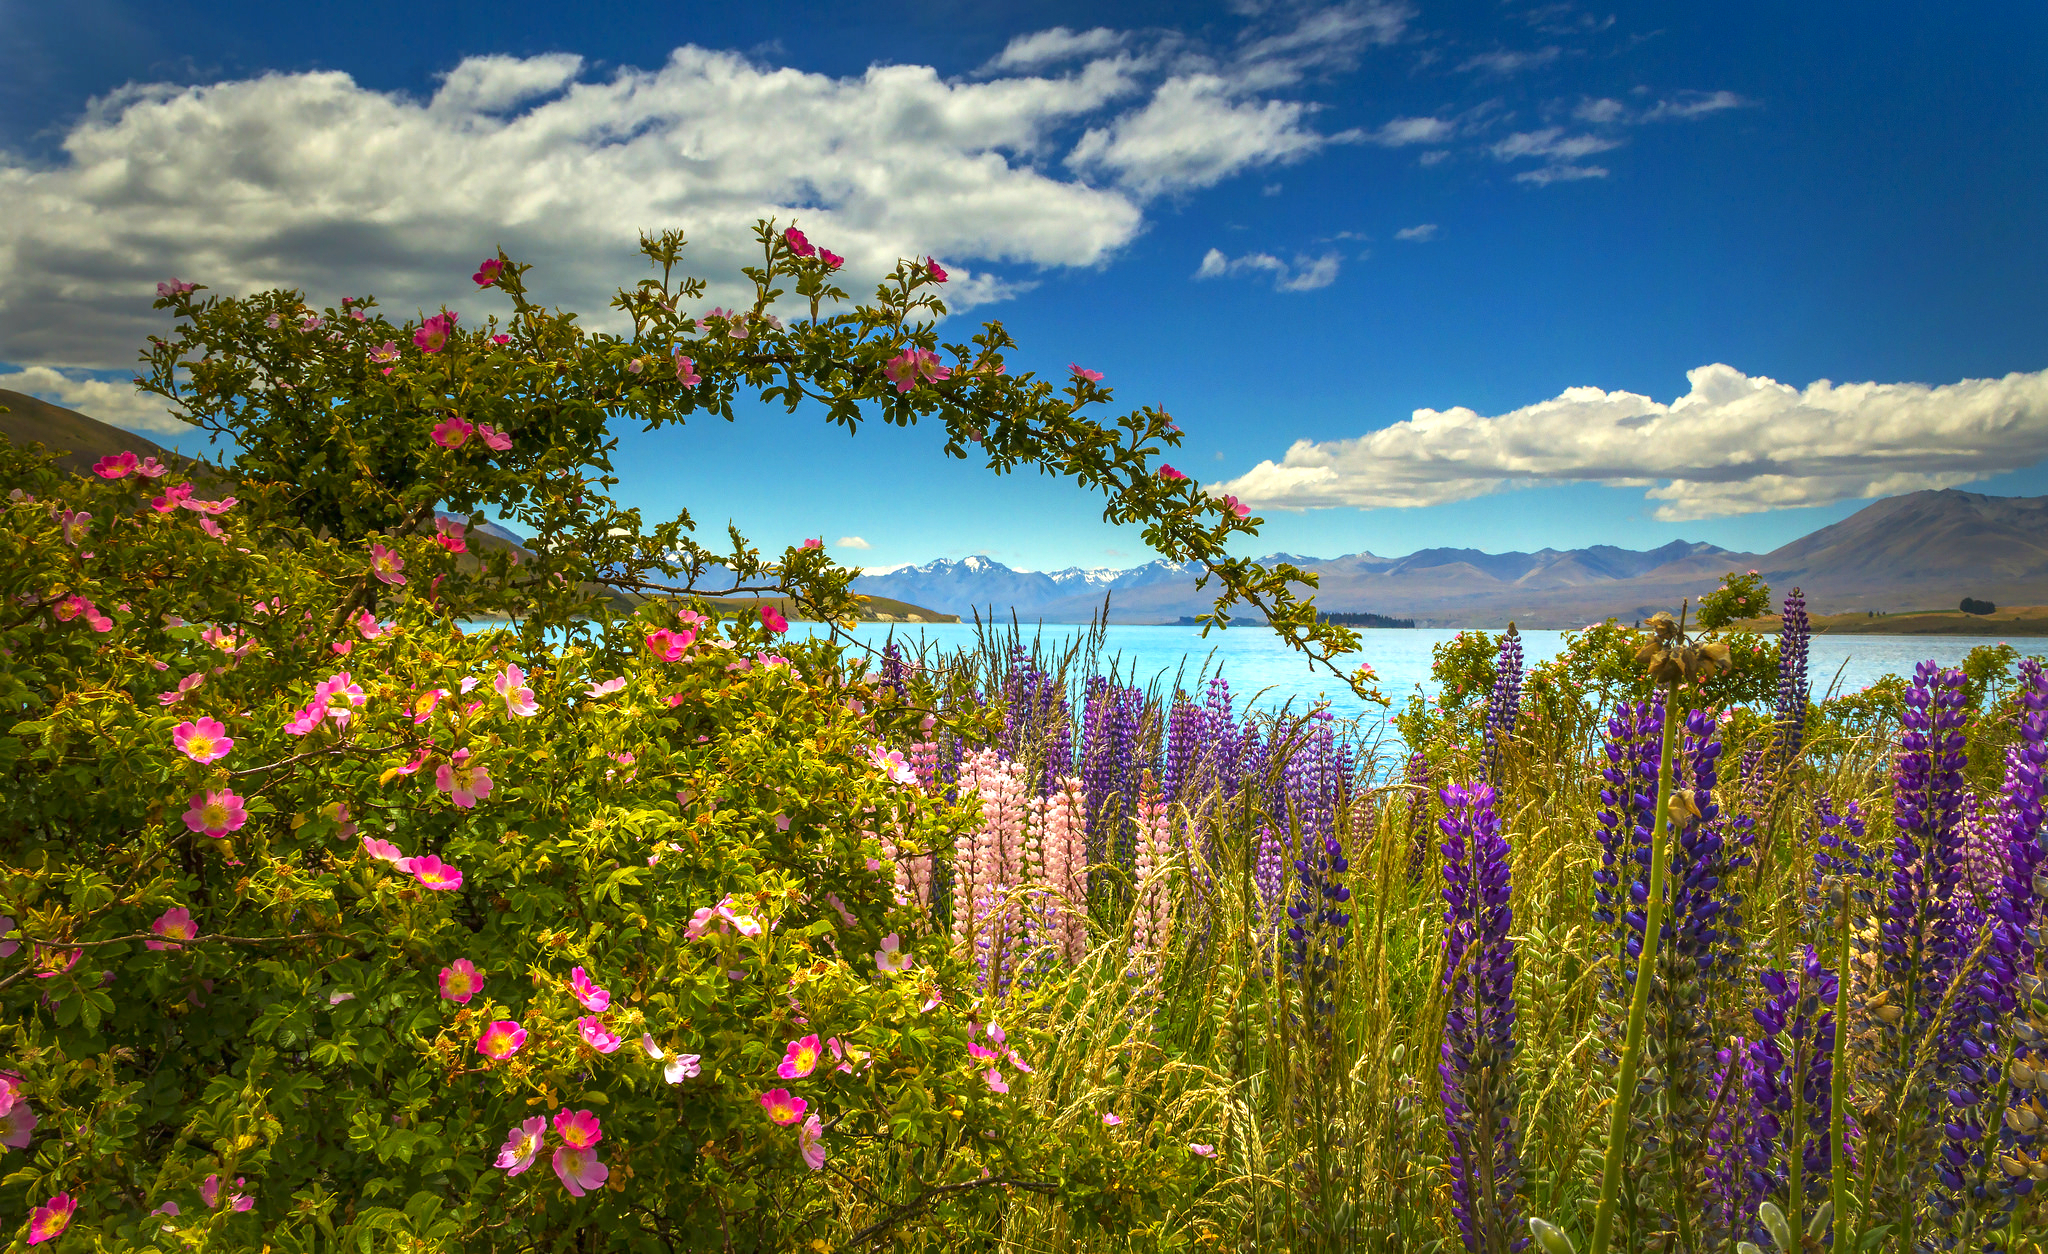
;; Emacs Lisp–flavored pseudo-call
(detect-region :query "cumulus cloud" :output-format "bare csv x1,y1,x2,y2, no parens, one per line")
1217,363,2048,520
0,30,1380,369
1642,90,1749,121
1394,223,1439,241
0,365,183,435
1194,247,1339,291
836,535,872,549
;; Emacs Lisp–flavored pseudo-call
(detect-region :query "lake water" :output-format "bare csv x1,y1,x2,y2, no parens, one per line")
796,622,2031,723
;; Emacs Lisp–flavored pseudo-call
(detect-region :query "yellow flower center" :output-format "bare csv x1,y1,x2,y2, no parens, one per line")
201,802,229,828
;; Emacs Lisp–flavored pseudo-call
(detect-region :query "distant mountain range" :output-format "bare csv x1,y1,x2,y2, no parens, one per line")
855,491,2048,628
7,386,2044,629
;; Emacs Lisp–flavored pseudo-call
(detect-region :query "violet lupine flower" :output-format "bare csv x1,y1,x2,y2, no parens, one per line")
1744,948,1838,1213
1162,692,1204,806
1996,658,2048,923
1591,695,1665,1000
1080,678,1144,872
1203,678,1245,801
1956,794,2010,908
998,646,1070,793
1478,625,1524,789
1667,706,1753,983
1403,751,1433,883
1437,781,1528,1252
1253,823,1286,929
1771,587,1811,769
1286,765,1352,1023
1703,1035,1769,1244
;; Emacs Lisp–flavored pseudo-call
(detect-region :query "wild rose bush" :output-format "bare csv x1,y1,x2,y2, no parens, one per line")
0,226,1313,1249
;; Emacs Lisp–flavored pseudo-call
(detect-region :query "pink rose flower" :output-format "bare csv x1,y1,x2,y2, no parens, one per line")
410,855,463,891
576,1016,622,1054
435,750,492,808
172,716,233,764
477,1019,527,1059
473,258,504,287
439,958,484,1003
495,1116,546,1175
570,966,611,1012
147,907,198,951
414,311,458,354
759,1088,806,1126
182,790,248,838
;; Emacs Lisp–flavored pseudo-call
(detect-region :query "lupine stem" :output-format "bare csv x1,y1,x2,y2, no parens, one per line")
1587,675,1680,1254
1830,893,1854,1248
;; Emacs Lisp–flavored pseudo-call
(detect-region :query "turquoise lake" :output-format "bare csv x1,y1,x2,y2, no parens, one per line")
793,622,2033,725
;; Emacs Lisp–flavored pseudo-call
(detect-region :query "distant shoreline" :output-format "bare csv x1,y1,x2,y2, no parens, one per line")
1725,606,2048,637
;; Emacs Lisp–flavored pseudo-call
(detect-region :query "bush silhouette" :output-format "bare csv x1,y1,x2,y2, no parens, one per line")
1960,597,1997,615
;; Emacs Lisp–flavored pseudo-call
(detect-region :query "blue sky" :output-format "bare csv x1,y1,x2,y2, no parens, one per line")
4,0,2045,571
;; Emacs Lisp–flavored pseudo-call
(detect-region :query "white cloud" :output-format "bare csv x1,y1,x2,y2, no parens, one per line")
0,365,184,435
0,48,1255,368
1458,47,1560,75
1365,114,1457,146
1491,127,1620,161
1394,223,1438,241
1217,363,2048,521
1514,163,1608,184
836,535,872,549
1573,96,1626,124
1642,90,1748,121
985,27,1127,72
1194,247,1339,291
1067,74,1341,197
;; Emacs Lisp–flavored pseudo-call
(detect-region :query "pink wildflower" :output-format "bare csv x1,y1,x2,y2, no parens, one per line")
147,906,198,951
760,1089,806,1126
182,790,247,838
802,537,822,549
760,605,788,633
299,314,324,332
493,663,538,717
2,1100,37,1148
410,855,463,891
362,836,411,870
150,481,195,512
414,311,458,354
477,1019,527,1059
1069,364,1104,383
576,1016,622,1054
569,966,611,1012
26,1193,74,1245
434,516,468,553
819,248,844,270
554,1107,603,1150
474,258,504,287
552,1144,609,1197
439,958,484,1003
436,750,493,808
874,934,913,974
173,716,233,763
585,676,626,698
645,628,695,660
672,352,702,386
1102,1112,1122,1126
368,341,400,367
431,416,474,449
477,423,512,451
158,671,205,707
369,542,407,586
665,1053,701,1082
1190,1143,1216,1157
57,509,90,545
157,278,196,297
0,1074,22,1116
1159,465,1187,481
925,258,949,283
490,332,510,345
778,1034,822,1080
136,456,169,479
495,1116,546,1175
1222,494,1250,518
882,347,951,393
785,227,815,256
93,451,139,479
800,1114,827,1171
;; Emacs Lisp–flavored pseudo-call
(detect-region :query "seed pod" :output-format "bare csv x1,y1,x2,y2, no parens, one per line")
1528,1217,1577,1254
1758,1201,1793,1251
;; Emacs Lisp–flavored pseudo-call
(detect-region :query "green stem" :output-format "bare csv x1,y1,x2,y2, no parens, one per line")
1586,677,1681,1254
1830,895,1854,1247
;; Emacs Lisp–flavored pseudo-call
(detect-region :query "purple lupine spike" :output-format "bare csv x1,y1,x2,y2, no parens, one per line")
1956,794,2010,909
1771,588,1811,769
1437,781,1528,1253
1998,658,2048,924
1203,678,1243,801
1668,705,1753,980
1162,692,1204,805
1704,1035,1768,1245
1479,625,1524,789
1080,679,1144,872
1592,695,1665,999
1744,947,1838,1212
1285,738,1352,1023
1404,751,1434,882
1254,823,1286,928
879,638,910,705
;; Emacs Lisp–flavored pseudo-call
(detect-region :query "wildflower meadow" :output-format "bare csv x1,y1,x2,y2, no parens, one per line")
2,222,2046,1254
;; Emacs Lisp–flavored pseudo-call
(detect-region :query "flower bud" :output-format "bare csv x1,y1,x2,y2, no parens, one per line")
1758,1201,1793,1251
1528,1218,1576,1254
